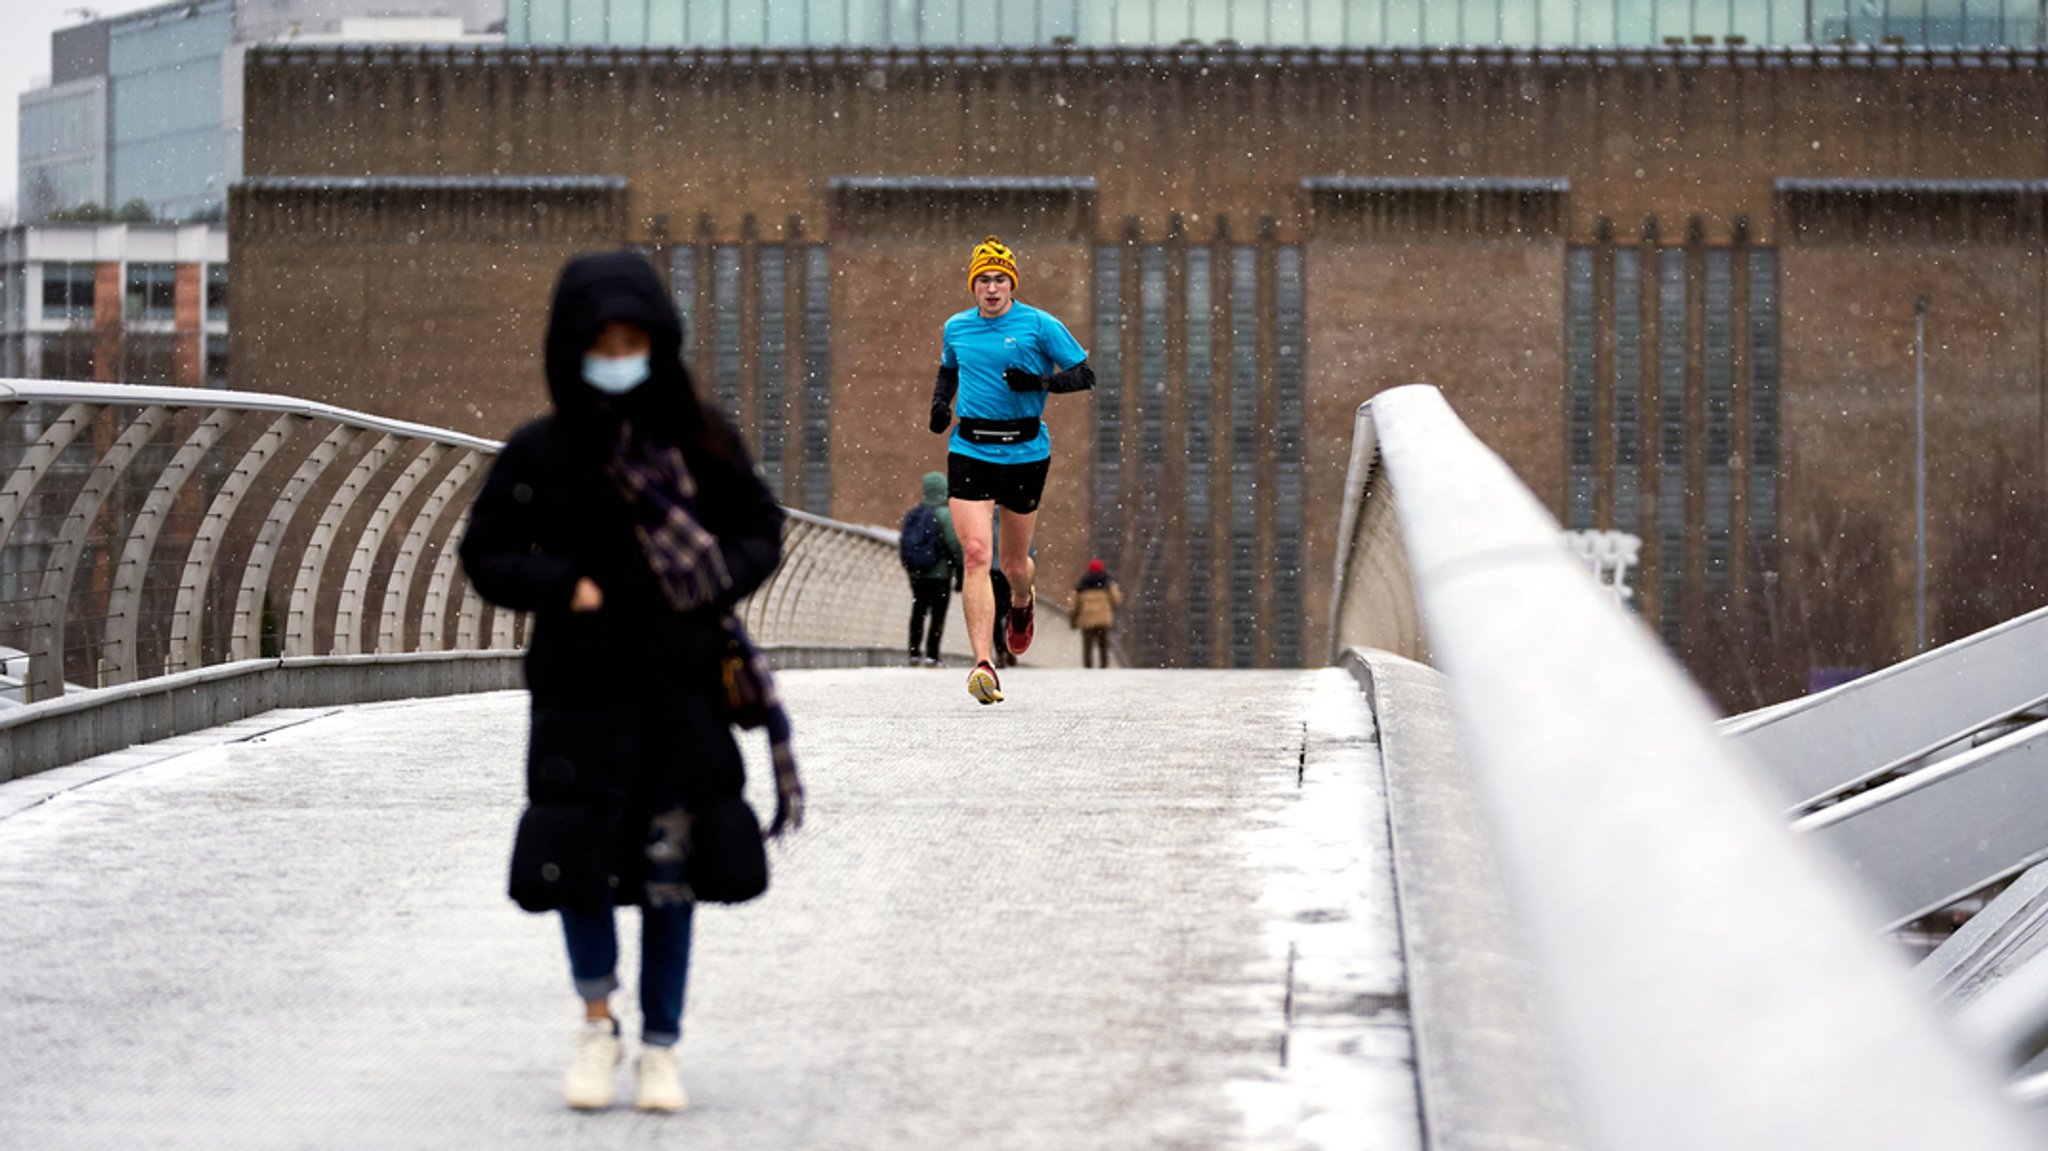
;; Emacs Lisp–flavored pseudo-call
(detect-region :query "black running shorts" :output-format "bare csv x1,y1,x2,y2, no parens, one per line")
947,452,1051,515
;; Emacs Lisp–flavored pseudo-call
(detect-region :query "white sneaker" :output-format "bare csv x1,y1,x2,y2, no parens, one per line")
563,1019,622,1110
635,1045,688,1112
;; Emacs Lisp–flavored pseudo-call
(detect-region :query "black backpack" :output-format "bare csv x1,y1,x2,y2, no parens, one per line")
899,503,942,572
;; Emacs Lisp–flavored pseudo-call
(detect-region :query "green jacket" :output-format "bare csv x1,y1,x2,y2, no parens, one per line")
914,470,964,584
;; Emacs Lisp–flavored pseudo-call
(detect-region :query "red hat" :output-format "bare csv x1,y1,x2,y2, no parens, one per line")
1087,558,1106,574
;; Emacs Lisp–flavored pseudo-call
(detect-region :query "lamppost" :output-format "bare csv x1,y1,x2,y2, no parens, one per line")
1915,294,1929,655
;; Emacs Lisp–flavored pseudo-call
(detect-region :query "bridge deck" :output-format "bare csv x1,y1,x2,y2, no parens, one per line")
0,669,1413,1150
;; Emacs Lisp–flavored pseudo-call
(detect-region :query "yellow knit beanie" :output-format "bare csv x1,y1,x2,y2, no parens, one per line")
968,235,1019,291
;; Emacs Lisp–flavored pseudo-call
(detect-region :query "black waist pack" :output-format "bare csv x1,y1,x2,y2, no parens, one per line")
957,417,1042,446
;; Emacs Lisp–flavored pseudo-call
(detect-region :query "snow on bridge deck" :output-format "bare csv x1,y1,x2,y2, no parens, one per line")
0,668,1413,1150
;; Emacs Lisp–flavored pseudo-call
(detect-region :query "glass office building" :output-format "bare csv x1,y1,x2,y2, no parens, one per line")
17,82,107,221
505,0,2048,48
107,0,237,221
18,0,503,222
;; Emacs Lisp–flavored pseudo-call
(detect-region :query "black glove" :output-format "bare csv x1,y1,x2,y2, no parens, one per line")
1004,366,1047,393
1047,361,1096,394
930,365,959,433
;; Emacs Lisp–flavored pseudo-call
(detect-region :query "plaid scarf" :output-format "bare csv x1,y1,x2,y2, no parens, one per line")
607,425,731,611
721,614,804,836
609,423,804,837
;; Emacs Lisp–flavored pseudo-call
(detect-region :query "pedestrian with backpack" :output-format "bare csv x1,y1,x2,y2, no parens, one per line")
901,470,963,665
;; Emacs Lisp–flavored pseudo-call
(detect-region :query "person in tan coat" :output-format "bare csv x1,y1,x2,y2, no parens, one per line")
1069,558,1123,669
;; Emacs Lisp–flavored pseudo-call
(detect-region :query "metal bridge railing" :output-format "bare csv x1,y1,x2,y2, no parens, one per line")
1327,384,2041,1151
0,379,925,781
1719,604,2048,1081
0,379,513,700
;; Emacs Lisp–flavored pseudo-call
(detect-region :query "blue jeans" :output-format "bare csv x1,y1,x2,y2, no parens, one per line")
560,902,695,1047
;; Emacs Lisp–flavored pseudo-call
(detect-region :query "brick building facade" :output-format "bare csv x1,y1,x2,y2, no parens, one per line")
232,44,2048,705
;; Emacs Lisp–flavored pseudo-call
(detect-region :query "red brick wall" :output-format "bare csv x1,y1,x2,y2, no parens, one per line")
93,261,121,383
174,262,204,388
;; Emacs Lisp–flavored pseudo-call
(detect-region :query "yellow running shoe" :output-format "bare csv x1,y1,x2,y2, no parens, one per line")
967,660,1004,705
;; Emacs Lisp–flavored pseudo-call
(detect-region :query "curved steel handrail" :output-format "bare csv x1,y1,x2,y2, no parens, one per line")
0,378,941,709
1326,383,2038,1151
101,408,239,684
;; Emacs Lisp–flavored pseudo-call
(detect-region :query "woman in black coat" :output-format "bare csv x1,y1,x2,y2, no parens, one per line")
459,250,785,1114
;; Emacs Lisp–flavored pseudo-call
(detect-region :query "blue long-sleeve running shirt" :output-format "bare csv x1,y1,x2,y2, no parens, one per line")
940,301,1088,465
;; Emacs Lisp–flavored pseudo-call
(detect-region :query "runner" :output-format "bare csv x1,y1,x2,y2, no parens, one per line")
927,235,1094,704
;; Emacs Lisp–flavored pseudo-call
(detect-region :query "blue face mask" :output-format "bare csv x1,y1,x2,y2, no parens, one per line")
583,353,650,395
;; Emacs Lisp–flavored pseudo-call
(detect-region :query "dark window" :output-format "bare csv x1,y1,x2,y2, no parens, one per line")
801,246,832,516
1091,244,1124,568
1566,247,1598,530
1136,245,1169,663
206,264,227,323
41,263,94,324
1228,245,1259,669
669,245,695,348
1183,245,1214,668
1273,245,1305,668
1749,251,1780,581
123,334,176,384
125,263,177,323
41,331,94,380
712,246,742,424
205,334,228,388
756,245,787,500
1657,247,1688,648
1612,249,1643,534
1704,249,1734,594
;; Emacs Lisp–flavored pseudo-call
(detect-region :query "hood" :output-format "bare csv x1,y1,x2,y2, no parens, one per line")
921,471,948,505
543,250,687,420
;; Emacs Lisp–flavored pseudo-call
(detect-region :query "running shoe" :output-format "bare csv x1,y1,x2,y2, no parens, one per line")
967,660,1004,705
635,1046,688,1113
564,1017,622,1110
1006,594,1035,656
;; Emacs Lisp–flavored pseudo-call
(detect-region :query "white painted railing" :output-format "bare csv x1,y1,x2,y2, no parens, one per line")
1327,384,2041,1151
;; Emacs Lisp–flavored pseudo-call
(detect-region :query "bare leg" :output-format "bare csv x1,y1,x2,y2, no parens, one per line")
950,497,996,668
997,507,1038,608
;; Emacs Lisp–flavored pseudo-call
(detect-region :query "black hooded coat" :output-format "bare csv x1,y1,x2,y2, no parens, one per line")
460,251,785,909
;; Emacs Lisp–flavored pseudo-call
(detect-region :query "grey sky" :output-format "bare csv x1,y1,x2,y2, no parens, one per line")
0,0,161,220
